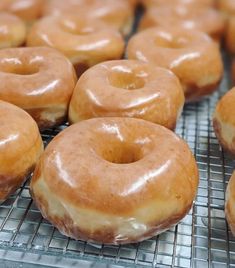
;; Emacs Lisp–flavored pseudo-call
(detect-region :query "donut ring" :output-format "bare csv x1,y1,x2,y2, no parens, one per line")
0,47,77,130
30,117,199,244
139,6,225,41
225,172,235,235
127,27,223,101
140,0,214,9
69,60,185,129
213,87,235,155
43,0,134,36
0,100,43,202
0,12,26,48
27,14,125,76
0,0,45,25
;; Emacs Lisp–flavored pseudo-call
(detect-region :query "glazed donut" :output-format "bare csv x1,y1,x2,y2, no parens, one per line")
27,14,125,76
69,60,185,130
127,27,223,101
213,87,235,155
226,16,235,54
0,47,77,130
217,0,235,16
0,12,26,48
140,0,214,9
30,117,199,244
43,0,134,36
0,0,45,25
225,172,235,235
0,100,43,202
139,6,225,41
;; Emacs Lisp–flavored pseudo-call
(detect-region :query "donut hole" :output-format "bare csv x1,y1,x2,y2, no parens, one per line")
100,143,143,164
155,35,192,49
109,69,145,90
4,65,39,75
61,19,95,35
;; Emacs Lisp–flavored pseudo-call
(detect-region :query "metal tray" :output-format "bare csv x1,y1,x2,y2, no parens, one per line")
0,11,235,268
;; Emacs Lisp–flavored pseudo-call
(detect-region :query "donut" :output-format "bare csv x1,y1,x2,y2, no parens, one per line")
0,12,26,48
213,87,235,155
0,100,43,202
139,6,225,41
0,0,45,25
27,14,125,76
226,16,235,54
69,60,185,130
217,0,235,16
30,117,199,244
43,0,134,36
0,47,77,130
225,172,235,235
127,27,223,101
140,0,214,9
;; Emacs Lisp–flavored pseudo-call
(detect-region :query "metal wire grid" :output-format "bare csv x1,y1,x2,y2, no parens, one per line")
0,55,234,267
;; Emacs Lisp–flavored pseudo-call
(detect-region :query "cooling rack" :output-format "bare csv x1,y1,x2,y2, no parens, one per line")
1,7,235,268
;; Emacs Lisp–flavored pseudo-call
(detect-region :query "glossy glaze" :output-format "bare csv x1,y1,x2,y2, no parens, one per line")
69,60,184,129
140,0,214,9
0,47,77,130
127,27,223,101
27,14,125,76
43,0,134,36
140,6,225,41
0,0,45,24
225,172,235,236
31,117,199,244
0,100,43,201
213,87,235,155
0,12,26,48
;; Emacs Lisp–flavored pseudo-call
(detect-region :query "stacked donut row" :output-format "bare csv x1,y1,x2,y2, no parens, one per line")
0,0,231,245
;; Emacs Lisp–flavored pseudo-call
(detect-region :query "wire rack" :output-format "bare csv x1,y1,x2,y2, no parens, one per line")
1,10,235,268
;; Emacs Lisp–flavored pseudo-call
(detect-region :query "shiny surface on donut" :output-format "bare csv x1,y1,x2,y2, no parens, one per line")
127,27,223,101
0,100,43,201
69,60,184,129
31,117,198,244
27,14,125,74
0,0,45,23
0,47,77,129
43,0,134,36
0,12,26,48
213,87,235,155
139,6,225,41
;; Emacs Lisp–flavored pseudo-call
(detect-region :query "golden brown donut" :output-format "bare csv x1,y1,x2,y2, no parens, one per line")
127,27,223,101
0,0,45,25
140,0,214,9
225,172,235,235
43,0,134,36
213,87,235,155
0,12,26,48
139,6,225,41
30,117,199,244
0,100,43,202
225,16,235,54
69,60,185,130
27,14,125,76
0,47,77,130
